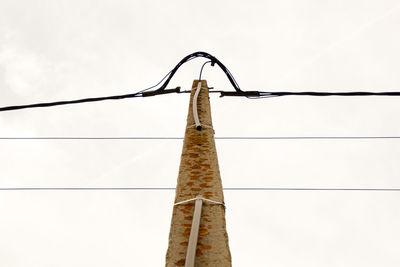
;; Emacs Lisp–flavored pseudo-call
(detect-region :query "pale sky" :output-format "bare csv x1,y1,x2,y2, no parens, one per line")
1,0,400,266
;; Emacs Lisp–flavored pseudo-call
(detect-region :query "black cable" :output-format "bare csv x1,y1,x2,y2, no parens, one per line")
1,69,176,112
219,90,400,98
0,51,239,112
155,51,242,93
0,57,194,112
2,51,400,112
199,61,212,81
1,187,400,191
0,65,180,112
136,70,173,94
1,136,400,140
258,91,400,97
0,93,142,112
2,89,400,112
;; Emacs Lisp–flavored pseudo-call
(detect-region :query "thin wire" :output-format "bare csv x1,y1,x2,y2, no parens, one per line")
136,70,173,94
1,187,400,191
138,55,198,94
0,187,175,191
1,136,400,140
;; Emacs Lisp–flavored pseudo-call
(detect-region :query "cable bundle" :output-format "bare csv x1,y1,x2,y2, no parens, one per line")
1,51,400,112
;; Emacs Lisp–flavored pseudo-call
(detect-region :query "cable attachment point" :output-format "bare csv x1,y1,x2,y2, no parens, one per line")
141,87,181,97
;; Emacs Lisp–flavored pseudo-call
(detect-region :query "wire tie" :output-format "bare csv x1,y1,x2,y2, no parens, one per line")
174,195,225,207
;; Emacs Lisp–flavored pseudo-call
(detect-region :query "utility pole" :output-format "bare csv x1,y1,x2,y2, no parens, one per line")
166,80,232,267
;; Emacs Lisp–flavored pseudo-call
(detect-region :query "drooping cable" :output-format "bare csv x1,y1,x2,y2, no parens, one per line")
0,68,179,112
155,51,242,93
2,51,400,112
0,51,240,112
0,92,143,112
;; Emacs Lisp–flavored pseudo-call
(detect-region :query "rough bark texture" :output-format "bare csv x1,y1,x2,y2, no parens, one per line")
165,80,232,267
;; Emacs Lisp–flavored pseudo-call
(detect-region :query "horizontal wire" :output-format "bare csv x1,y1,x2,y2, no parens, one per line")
2,51,400,112
1,187,400,191
0,136,400,140
259,91,400,97
0,64,180,112
0,92,142,112
0,187,175,191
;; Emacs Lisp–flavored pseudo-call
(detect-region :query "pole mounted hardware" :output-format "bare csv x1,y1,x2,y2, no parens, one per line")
153,51,243,94
141,87,181,97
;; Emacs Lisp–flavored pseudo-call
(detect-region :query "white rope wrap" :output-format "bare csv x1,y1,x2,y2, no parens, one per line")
174,195,225,206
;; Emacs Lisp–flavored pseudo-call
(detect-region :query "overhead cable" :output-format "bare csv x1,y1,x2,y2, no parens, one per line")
1,136,400,140
252,91,400,98
1,187,400,191
0,65,183,112
0,92,143,112
1,51,400,112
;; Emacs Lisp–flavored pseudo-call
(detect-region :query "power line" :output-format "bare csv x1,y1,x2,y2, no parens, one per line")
259,91,400,97
217,90,400,98
1,136,400,140
1,51,400,112
1,187,400,191
0,61,184,112
0,92,143,112
0,67,179,112
0,52,233,112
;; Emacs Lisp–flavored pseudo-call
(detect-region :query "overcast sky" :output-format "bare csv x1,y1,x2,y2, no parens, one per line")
1,0,400,266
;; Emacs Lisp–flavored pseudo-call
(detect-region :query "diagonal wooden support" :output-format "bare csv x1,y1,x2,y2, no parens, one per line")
165,80,231,267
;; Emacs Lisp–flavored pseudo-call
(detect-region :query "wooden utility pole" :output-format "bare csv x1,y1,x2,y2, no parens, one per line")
166,80,232,267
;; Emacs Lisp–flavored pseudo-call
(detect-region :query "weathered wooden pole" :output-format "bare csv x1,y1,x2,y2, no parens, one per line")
166,80,232,267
